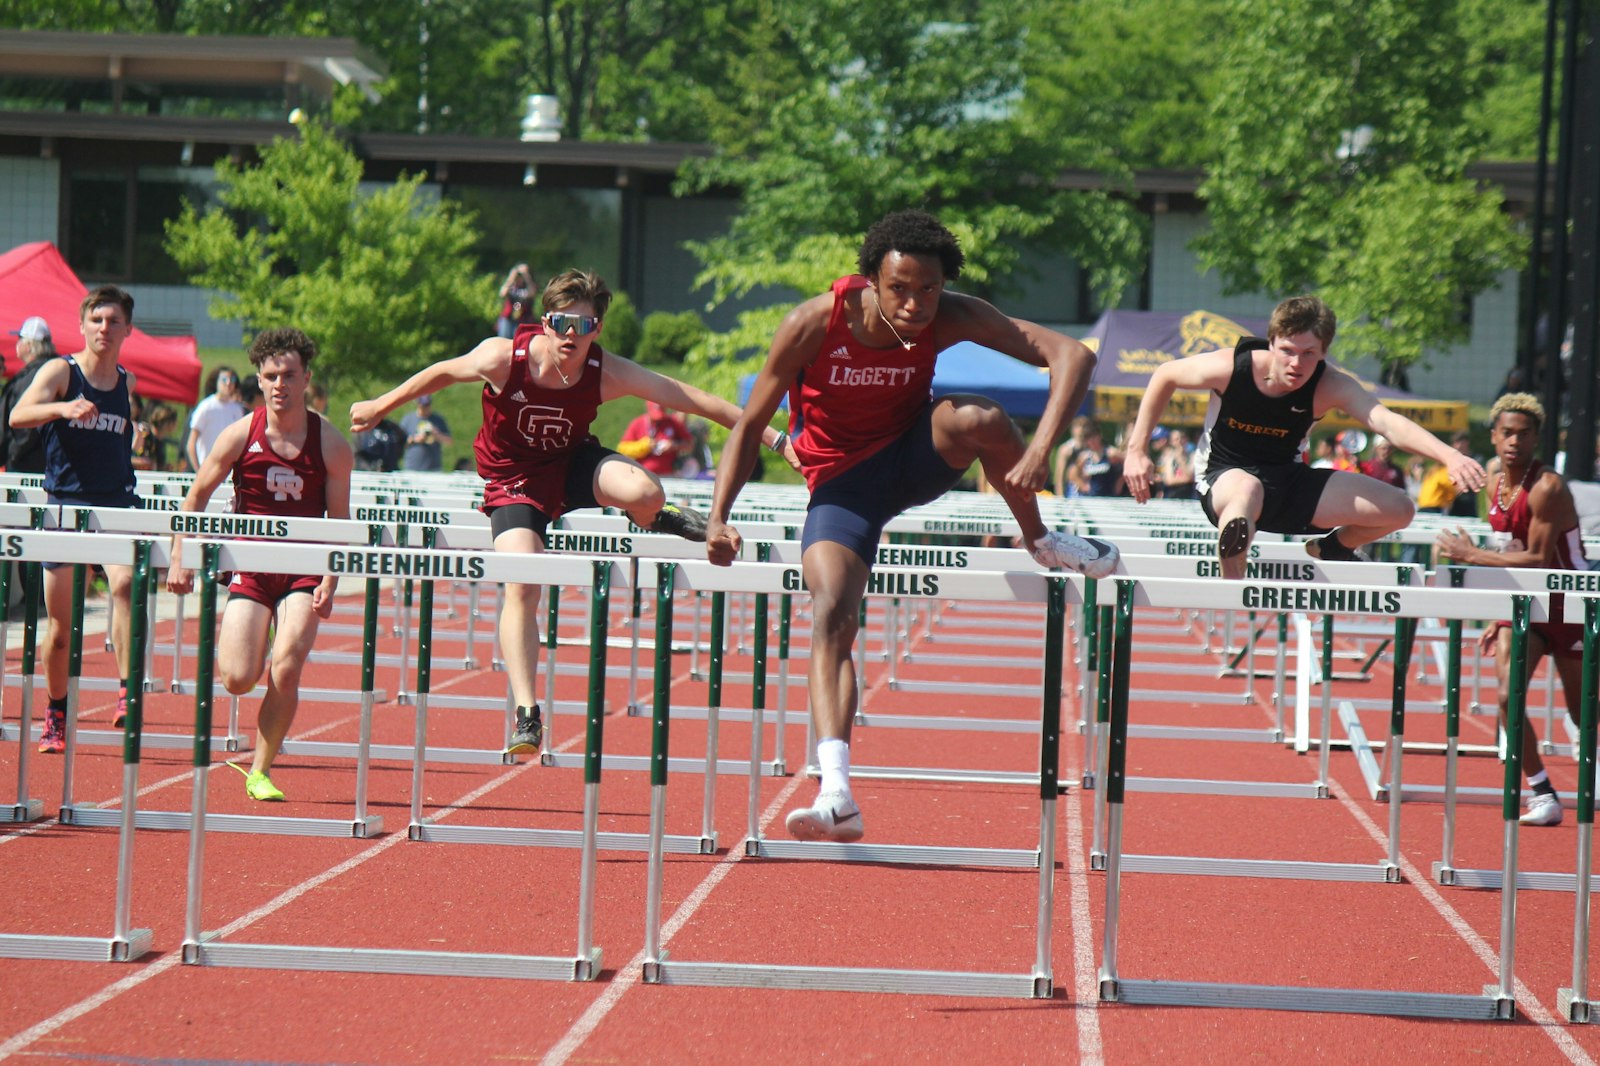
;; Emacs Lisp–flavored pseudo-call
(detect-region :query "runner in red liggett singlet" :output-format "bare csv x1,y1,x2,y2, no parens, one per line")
351,268,796,760
1437,392,1592,826
707,210,1117,843
167,327,354,802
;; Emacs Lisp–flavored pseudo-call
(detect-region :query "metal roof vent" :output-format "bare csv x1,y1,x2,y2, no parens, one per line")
520,94,562,142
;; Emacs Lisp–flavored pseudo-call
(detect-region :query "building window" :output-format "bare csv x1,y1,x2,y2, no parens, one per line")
65,165,217,284
447,185,621,285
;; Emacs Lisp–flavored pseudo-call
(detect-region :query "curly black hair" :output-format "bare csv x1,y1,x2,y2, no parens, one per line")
857,210,965,280
249,327,318,370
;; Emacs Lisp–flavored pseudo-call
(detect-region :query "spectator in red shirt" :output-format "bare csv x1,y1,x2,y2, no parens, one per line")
1360,435,1406,489
620,401,691,476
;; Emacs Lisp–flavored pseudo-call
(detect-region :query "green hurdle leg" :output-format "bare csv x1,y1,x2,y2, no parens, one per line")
1080,577,1099,788
408,528,437,832
1380,612,1417,878
109,540,153,960
1031,575,1067,997
58,511,91,817
183,544,221,958
540,582,559,759
1559,597,1600,1022
1434,567,1467,884
643,561,677,974
572,559,611,979
1098,579,1135,1000
703,590,725,847
774,589,793,771
1487,595,1531,1016
4,549,43,822
1090,602,1113,869
349,526,384,836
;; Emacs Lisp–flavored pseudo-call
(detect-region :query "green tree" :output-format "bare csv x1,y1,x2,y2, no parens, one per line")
635,310,708,366
679,1,1146,392
1195,0,1522,371
164,121,495,387
1020,0,1225,169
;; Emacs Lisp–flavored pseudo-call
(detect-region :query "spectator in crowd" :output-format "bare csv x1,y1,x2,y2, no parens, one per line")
185,366,248,470
497,263,539,339
1309,435,1336,469
239,374,263,411
354,418,405,472
1444,432,1482,518
1360,435,1405,490
1052,415,1095,497
1,316,57,472
1158,427,1197,499
1067,422,1124,497
400,394,452,471
132,402,178,471
619,400,692,476
1331,431,1362,472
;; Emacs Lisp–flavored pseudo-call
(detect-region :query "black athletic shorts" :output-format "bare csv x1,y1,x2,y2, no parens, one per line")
485,439,615,543
803,404,965,564
1199,462,1335,536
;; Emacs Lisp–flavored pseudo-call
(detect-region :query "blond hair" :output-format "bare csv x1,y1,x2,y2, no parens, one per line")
1489,391,1544,429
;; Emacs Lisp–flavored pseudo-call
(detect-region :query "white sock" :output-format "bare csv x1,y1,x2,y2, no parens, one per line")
1528,769,1550,788
816,737,851,796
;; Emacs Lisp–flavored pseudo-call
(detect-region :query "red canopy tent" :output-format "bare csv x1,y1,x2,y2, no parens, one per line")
0,242,202,405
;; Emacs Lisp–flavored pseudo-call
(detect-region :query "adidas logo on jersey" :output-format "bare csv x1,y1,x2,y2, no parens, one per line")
247,441,264,454
827,346,851,360
511,390,528,402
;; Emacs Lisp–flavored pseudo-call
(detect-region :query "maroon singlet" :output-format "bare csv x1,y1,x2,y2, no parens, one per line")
475,322,604,516
1487,460,1589,658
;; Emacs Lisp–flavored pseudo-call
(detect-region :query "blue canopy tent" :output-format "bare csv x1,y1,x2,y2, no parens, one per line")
929,342,1053,417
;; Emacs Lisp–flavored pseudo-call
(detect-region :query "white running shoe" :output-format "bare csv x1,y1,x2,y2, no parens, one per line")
1031,531,1118,580
785,790,865,842
1520,791,1563,826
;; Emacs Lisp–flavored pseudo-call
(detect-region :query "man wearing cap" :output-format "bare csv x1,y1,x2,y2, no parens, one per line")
400,394,451,472
9,287,141,752
2,316,57,473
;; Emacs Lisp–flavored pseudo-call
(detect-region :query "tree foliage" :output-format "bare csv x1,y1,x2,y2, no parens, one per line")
1194,0,1523,368
164,122,494,387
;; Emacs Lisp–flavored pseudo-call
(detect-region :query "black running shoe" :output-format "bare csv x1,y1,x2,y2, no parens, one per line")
505,706,544,755
1305,532,1368,563
649,502,708,542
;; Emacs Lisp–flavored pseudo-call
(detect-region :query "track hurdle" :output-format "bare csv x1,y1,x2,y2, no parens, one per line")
182,539,622,981
1559,594,1600,1022
1,522,44,823
1097,576,1543,1020
0,532,158,963
641,558,1067,997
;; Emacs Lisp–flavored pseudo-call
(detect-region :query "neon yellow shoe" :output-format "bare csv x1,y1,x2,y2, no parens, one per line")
227,761,286,801
245,771,285,801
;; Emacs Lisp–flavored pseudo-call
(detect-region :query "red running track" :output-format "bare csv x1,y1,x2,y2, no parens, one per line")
1,584,1598,1064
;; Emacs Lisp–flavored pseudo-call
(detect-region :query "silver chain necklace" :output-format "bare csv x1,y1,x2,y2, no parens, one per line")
873,290,915,351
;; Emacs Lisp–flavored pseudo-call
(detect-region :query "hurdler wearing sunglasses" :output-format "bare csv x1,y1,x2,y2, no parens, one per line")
349,267,800,759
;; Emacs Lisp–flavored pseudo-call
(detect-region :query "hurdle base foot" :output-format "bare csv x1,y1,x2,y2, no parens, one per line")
111,929,154,962
1483,984,1516,1020
698,834,718,855
744,837,761,857
1099,974,1120,1001
1,799,43,823
1032,974,1053,999
574,947,603,982
1090,851,1107,872
352,815,384,838
1382,862,1401,883
1315,782,1329,799
1432,861,1457,886
642,951,669,983
1558,987,1592,1023
1082,773,1096,790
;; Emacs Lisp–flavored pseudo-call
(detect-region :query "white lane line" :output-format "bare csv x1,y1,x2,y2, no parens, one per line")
1329,781,1595,1065
539,771,808,1066
0,667,546,1064
1063,755,1103,1066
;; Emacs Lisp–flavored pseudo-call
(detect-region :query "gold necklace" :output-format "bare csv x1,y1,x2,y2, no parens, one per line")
872,290,914,351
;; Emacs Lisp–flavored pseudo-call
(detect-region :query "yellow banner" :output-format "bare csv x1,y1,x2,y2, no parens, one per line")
1093,387,1468,435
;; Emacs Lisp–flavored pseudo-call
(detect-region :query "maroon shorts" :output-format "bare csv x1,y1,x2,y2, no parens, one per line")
1534,621,1586,661
480,438,613,522
227,571,320,608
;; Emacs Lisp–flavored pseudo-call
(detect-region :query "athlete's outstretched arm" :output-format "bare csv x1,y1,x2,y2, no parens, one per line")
166,416,253,596
349,338,511,434
312,418,355,617
705,294,830,566
1122,349,1233,503
600,355,792,462
944,294,1094,494
1321,368,1485,492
